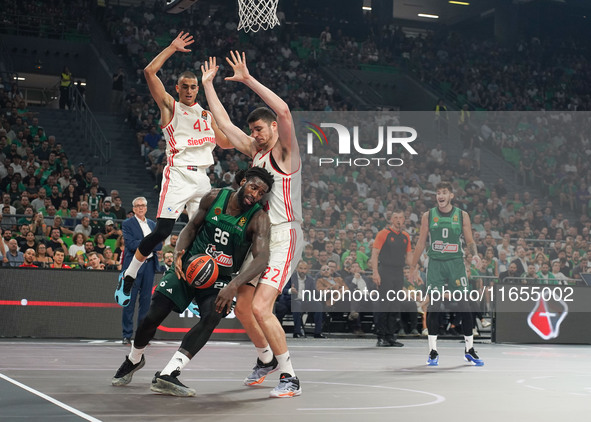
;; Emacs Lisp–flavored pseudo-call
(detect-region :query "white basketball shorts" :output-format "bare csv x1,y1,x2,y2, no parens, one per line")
157,165,211,220
242,222,303,292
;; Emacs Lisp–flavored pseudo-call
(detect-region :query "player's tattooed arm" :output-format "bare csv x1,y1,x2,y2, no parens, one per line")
215,210,271,313
462,210,481,265
409,211,429,282
467,242,478,258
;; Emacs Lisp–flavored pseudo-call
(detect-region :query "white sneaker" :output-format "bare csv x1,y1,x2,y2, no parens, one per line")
269,373,301,398
481,319,491,328
421,328,428,336
244,356,278,386
472,327,479,336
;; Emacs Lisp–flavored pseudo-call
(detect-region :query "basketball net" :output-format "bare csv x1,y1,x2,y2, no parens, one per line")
237,0,280,32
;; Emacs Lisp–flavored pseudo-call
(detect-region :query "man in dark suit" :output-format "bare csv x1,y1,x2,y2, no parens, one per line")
121,196,161,345
510,246,528,276
499,262,520,284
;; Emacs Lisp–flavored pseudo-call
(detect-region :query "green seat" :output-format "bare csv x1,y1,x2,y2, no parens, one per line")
61,236,73,248
440,82,451,93
297,47,310,59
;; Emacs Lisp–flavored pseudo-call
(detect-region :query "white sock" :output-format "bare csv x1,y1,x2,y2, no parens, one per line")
276,351,295,377
465,335,474,352
124,256,145,279
428,335,438,352
256,345,273,364
128,343,146,364
161,351,191,376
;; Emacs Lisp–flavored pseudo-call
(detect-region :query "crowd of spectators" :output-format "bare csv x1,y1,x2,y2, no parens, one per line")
0,0,92,39
282,14,591,213
0,77,131,270
3,2,591,336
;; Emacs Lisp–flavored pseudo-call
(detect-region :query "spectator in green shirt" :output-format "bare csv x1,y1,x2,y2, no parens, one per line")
341,242,369,270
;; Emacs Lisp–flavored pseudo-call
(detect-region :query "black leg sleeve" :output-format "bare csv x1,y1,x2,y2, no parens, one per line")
138,218,176,257
427,301,444,335
459,311,474,335
179,293,225,359
134,292,175,348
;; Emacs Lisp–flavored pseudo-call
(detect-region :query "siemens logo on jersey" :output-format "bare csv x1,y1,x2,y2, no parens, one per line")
187,137,216,146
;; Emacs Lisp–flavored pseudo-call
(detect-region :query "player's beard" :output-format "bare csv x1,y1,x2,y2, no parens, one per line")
236,188,253,212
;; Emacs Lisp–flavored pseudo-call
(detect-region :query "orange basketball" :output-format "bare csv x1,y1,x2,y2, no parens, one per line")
183,254,219,289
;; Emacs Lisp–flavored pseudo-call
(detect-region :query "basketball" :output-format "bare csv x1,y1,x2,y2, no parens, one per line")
183,254,219,289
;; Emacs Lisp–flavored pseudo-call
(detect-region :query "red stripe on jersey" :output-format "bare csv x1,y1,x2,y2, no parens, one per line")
287,178,293,220
282,179,289,221
167,126,176,147
157,166,171,217
279,229,296,290
282,178,293,221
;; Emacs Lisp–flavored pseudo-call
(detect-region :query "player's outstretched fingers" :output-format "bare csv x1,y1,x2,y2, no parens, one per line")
228,50,237,64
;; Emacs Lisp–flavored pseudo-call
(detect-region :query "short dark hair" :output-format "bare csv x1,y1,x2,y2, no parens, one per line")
243,167,274,192
247,107,277,125
177,71,197,83
436,181,453,192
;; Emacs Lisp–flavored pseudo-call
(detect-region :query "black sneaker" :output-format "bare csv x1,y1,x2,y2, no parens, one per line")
464,347,484,366
150,370,196,397
112,355,145,386
427,349,439,366
387,339,404,347
376,338,389,347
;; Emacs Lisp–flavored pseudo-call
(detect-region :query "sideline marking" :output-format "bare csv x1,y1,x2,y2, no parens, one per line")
0,373,101,422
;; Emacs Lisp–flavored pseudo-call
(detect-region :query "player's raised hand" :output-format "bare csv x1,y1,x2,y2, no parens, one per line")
170,31,194,53
225,51,250,83
200,57,219,85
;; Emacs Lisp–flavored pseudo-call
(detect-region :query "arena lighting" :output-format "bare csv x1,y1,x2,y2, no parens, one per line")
449,1,470,5
418,13,439,19
362,6,372,10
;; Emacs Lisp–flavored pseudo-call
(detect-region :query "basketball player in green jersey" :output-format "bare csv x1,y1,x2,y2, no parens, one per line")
112,168,274,395
410,181,484,367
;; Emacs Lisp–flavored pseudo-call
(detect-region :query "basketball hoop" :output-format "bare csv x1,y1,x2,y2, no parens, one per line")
237,0,280,32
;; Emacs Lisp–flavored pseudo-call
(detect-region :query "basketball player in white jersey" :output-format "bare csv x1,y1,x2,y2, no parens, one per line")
115,32,231,307
201,53,304,397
